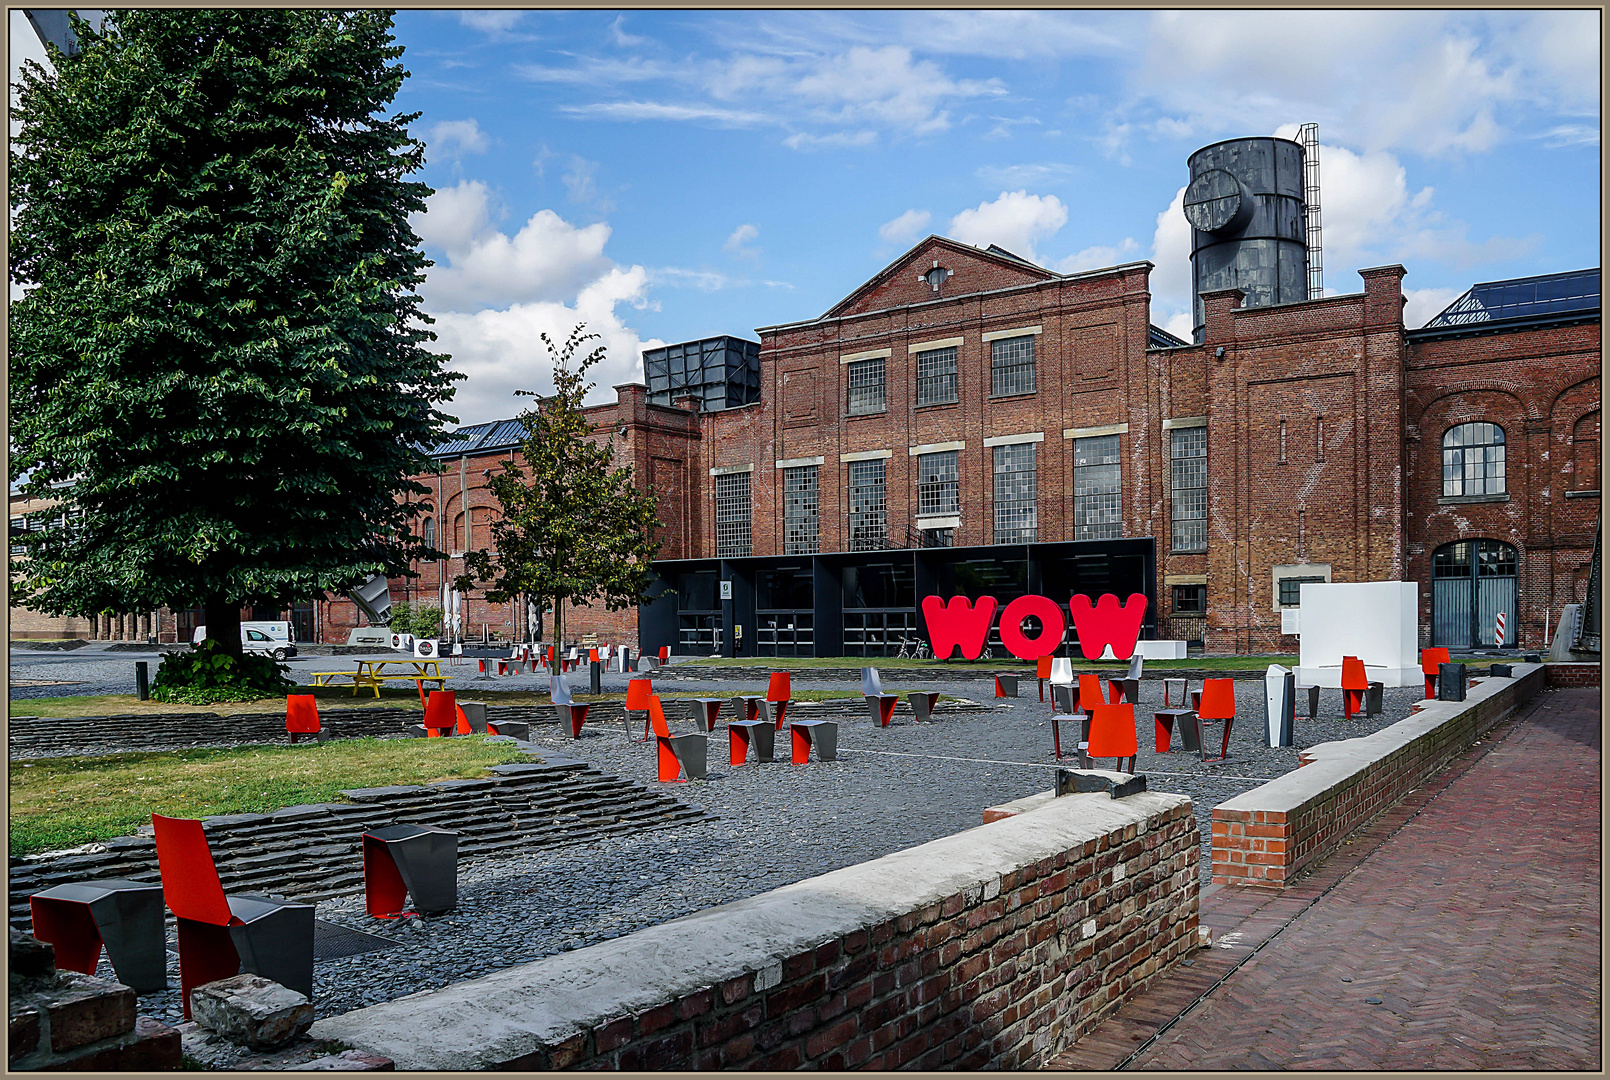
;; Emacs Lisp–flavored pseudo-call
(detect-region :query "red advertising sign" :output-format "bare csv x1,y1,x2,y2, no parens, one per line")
922,592,1149,661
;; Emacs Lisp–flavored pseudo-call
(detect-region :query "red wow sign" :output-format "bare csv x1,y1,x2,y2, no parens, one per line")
921,593,1149,661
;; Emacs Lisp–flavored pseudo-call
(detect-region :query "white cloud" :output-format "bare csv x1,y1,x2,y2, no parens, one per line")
723,223,760,254
1054,238,1140,275
1534,124,1599,148
410,181,615,311
560,100,771,126
608,15,647,48
426,119,489,160
778,45,1004,136
458,11,524,34
430,268,663,424
1403,286,1464,329
947,191,1068,264
1148,185,1194,335
878,209,932,247
782,130,877,150
562,157,613,213
974,163,1075,188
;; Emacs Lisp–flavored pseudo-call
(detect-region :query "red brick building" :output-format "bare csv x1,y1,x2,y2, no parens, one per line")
320,243,1594,657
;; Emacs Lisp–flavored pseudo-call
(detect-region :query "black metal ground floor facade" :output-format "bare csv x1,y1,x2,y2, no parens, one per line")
641,538,1156,658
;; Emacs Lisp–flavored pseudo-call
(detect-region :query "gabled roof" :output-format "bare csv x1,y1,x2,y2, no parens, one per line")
819,235,1058,321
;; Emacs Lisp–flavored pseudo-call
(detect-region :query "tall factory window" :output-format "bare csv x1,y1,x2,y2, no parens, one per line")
1170,427,1207,552
848,460,887,551
420,517,436,551
846,357,886,416
993,443,1038,544
783,465,820,555
921,528,954,547
1442,423,1506,497
714,472,752,557
915,346,959,406
1073,435,1122,540
916,450,960,516
990,335,1036,397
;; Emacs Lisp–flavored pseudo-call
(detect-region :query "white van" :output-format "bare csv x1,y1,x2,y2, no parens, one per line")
191,621,298,660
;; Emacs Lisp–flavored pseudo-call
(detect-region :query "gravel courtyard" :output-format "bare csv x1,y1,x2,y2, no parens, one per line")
10,648,1429,1026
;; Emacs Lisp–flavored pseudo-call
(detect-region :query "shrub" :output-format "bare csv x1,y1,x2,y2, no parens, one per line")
151,636,294,704
386,602,443,639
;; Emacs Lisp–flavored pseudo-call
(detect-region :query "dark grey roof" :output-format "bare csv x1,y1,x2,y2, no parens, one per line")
1421,268,1599,329
1148,323,1190,349
426,417,528,459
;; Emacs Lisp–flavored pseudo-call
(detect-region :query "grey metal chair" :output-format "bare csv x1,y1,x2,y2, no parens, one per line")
551,675,590,738
907,691,941,723
729,718,775,764
687,697,725,732
363,823,459,917
29,879,168,993
790,719,838,763
862,667,900,726
1050,658,1077,713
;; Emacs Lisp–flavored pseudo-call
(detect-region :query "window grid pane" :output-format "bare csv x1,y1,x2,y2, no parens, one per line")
846,357,886,416
993,443,1038,544
916,450,960,516
915,347,958,406
1441,422,1506,496
848,460,887,551
990,336,1036,397
783,465,820,555
714,472,752,557
920,527,954,548
1073,434,1122,541
1170,428,1207,552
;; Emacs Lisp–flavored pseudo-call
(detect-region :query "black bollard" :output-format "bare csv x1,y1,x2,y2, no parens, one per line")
135,661,150,701
590,659,601,695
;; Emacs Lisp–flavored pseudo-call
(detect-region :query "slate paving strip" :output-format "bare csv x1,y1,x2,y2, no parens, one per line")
1044,686,1600,1072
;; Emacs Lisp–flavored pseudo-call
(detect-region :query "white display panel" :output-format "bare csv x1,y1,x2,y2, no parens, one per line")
1295,581,1420,687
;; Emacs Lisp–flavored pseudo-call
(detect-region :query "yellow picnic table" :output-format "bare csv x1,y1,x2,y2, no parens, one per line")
312,659,449,705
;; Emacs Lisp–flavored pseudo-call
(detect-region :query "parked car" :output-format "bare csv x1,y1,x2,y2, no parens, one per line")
191,621,298,661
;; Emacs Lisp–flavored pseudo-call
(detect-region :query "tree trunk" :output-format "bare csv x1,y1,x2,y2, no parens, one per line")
551,597,564,675
203,598,244,658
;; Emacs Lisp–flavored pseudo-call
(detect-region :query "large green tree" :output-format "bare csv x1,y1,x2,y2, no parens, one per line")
9,9,458,656
461,326,661,674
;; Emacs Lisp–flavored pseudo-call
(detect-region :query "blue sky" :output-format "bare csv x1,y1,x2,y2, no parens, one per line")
11,9,1601,424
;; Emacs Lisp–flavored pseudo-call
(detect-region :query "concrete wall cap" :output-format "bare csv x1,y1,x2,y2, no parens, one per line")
311,788,1190,1070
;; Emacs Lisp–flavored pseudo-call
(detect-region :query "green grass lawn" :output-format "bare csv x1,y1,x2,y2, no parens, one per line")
680,654,1299,671
8,737,531,856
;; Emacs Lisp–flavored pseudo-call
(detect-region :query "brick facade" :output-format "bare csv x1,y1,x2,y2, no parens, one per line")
13,237,1597,653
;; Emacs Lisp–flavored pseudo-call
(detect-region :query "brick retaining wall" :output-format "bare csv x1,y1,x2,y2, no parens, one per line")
1211,663,1548,886
1546,662,1601,687
312,790,1200,1070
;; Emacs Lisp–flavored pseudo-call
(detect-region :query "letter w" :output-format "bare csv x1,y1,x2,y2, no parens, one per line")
1067,593,1148,660
921,595,998,660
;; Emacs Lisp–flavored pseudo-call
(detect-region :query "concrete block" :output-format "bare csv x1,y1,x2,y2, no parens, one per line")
288,1049,398,1070
10,1009,40,1062
1056,769,1148,799
1133,640,1188,660
191,974,314,1050
45,972,136,1051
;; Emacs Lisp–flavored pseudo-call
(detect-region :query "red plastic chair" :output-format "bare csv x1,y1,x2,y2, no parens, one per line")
423,690,456,738
285,695,323,744
626,677,655,741
766,672,793,729
1085,703,1138,773
659,646,671,663
1077,673,1107,713
1196,679,1236,762
1036,656,1053,701
1341,656,1368,719
151,815,314,1017
1420,648,1451,699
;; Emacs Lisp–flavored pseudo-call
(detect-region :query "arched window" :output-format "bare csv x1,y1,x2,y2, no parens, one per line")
1442,423,1505,497
421,517,436,550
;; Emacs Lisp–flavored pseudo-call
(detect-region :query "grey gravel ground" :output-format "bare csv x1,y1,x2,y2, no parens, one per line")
44,666,1427,1026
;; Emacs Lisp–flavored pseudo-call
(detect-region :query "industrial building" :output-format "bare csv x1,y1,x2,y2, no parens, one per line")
20,134,1599,656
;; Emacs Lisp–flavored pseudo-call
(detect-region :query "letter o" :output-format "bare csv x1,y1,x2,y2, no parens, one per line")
997,595,1066,660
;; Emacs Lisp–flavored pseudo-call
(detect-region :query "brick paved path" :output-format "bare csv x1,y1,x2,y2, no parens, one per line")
1051,686,1601,1071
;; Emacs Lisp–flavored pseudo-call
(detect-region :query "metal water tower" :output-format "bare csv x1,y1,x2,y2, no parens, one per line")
1184,136,1310,342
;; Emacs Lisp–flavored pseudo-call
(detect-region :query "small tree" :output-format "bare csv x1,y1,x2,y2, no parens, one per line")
462,326,661,674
